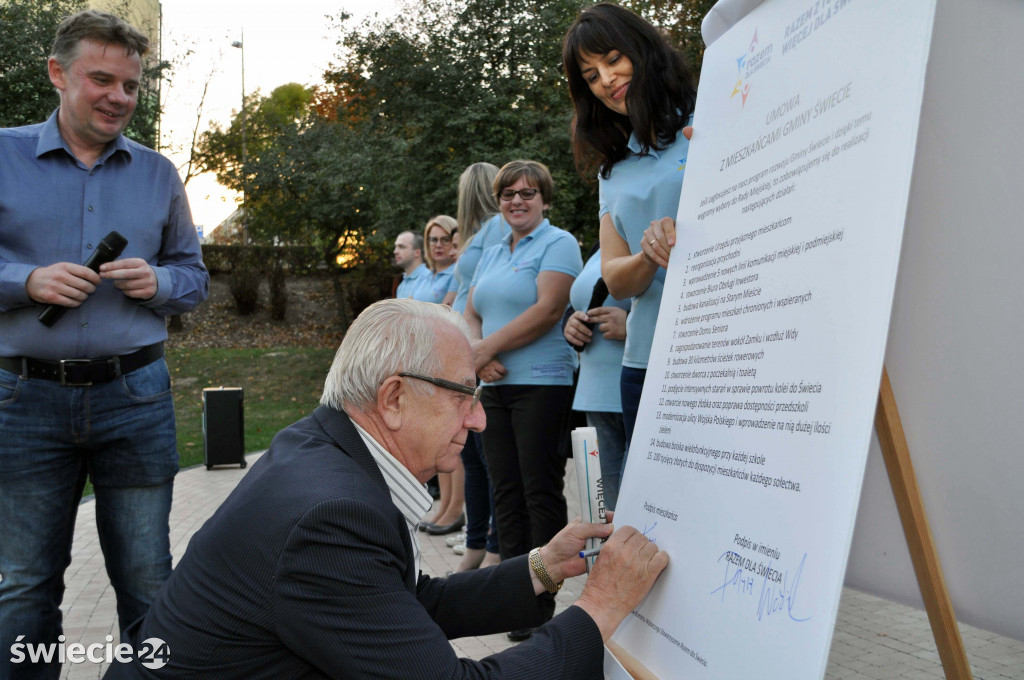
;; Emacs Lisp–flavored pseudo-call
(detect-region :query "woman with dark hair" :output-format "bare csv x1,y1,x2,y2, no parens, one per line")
465,160,582,639
563,2,696,461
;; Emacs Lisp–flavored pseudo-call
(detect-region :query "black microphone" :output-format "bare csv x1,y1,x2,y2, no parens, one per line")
38,231,128,327
585,278,610,319
580,278,610,351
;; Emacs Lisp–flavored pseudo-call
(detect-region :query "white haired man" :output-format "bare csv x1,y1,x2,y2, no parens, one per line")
105,299,667,679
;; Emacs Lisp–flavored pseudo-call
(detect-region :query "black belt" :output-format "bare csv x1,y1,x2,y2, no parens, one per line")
0,342,164,386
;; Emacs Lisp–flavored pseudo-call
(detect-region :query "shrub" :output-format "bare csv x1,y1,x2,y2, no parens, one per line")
269,263,288,320
229,253,260,315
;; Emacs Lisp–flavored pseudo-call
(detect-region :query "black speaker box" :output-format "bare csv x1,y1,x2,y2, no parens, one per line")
202,387,245,469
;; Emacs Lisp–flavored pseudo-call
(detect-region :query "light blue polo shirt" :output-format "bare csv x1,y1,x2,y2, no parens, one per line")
396,262,429,298
412,265,457,304
599,118,692,369
570,250,631,413
452,214,507,314
470,219,583,386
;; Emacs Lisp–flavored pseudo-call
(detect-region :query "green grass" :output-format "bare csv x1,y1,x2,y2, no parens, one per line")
82,347,335,498
169,346,336,467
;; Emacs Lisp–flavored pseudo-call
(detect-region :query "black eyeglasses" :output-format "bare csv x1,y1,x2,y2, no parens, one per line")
498,188,540,201
398,372,482,408
427,235,453,246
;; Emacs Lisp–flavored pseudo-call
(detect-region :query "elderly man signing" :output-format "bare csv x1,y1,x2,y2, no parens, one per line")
104,299,667,680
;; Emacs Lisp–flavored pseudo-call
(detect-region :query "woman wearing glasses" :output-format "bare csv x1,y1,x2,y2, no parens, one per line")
412,214,466,536
562,3,696,460
412,215,459,306
464,161,582,638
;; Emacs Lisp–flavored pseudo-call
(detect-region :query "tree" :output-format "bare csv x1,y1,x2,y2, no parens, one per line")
177,63,215,186
318,0,597,243
194,83,314,195
193,0,719,324
244,118,384,325
0,0,168,149
0,0,87,128
196,0,716,250
317,0,713,248
625,0,717,78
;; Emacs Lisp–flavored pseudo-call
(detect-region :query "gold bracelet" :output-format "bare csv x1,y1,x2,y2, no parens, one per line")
529,547,563,594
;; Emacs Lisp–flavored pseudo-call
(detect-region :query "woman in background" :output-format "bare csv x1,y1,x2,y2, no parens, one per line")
563,246,630,510
448,163,507,572
414,214,465,536
465,161,582,639
563,3,696,473
453,163,507,314
412,215,459,306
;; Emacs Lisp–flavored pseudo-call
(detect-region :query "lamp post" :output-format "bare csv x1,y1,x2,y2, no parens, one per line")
231,33,247,246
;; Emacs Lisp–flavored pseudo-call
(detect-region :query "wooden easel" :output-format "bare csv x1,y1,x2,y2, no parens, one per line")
875,367,970,678
608,367,972,679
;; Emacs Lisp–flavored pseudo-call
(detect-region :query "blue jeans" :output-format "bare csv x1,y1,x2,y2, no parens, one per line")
460,431,498,553
585,411,626,512
0,359,177,680
620,366,647,480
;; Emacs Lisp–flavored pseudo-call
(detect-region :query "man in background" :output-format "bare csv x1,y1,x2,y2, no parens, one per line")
0,10,208,679
394,230,428,297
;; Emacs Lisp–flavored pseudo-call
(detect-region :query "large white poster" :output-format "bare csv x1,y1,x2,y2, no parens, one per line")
611,1,938,677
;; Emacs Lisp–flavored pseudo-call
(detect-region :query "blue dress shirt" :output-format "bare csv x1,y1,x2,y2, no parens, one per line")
0,111,209,360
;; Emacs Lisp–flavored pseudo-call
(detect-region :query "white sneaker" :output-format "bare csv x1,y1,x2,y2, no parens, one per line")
452,543,466,555
445,532,466,547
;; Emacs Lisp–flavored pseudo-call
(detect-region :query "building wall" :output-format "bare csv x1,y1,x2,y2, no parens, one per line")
90,0,161,60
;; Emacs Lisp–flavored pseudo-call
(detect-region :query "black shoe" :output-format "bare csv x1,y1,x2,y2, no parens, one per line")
417,520,436,532
427,475,441,499
507,628,535,642
425,514,465,536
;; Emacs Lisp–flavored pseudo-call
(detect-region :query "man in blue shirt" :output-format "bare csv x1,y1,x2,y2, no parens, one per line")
393,231,428,298
0,11,209,678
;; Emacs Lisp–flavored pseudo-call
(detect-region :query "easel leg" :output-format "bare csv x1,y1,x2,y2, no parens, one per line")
875,367,972,678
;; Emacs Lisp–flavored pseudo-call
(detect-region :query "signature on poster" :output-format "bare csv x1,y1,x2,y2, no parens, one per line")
711,550,811,623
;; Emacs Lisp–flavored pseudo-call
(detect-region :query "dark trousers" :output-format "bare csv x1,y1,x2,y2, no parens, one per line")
481,384,572,560
620,366,647,475
460,431,498,552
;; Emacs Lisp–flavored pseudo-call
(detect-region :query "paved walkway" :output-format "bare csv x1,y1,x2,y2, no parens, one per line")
59,452,1023,679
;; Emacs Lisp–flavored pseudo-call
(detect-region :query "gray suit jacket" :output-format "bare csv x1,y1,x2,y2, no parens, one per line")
104,405,604,679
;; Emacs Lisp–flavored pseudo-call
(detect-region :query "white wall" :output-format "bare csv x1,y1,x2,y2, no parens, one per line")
845,0,1024,642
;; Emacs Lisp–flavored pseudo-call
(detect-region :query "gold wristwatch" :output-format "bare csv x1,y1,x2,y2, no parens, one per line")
529,547,563,594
